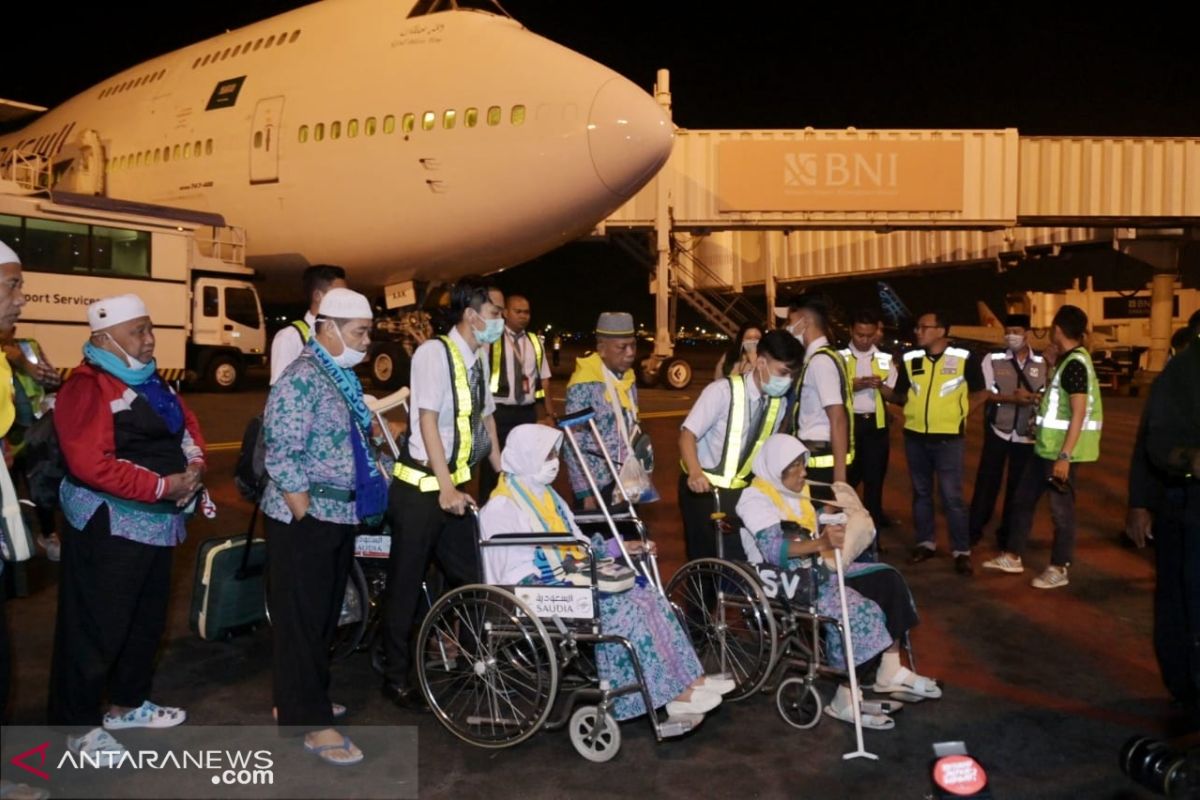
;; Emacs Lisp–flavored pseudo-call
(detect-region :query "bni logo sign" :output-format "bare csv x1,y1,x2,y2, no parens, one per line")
783,152,900,190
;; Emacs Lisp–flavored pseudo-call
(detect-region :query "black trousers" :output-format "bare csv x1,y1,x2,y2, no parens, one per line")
678,473,746,562
849,416,890,525
478,403,538,501
382,481,480,687
1153,488,1200,711
48,506,172,729
968,427,1035,549
265,513,355,730
1006,457,1079,566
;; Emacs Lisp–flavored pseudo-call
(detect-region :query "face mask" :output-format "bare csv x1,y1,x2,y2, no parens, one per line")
742,340,759,354
534,458,560,486
474,312,505,345
763,373,791,397
788,319,807,341
332,323,368,368
106,333,150,370
1004,334,1026,351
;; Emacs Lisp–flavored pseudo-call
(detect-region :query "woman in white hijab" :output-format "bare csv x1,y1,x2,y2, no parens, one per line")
737,435,940,730
480,424,733,720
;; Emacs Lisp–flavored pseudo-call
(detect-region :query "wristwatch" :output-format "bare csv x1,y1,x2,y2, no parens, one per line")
1057,451,1071,461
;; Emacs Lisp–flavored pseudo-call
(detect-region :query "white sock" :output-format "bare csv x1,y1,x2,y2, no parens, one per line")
877,651,903,685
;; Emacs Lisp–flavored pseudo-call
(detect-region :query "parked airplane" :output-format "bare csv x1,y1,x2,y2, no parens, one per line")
0,0,674,305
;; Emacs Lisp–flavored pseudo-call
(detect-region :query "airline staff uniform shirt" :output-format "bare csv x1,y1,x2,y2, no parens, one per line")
495,328,552,406
269,311,316,386
850,345,898,415
682,374,776,469
408,327,494,463
796,336,843,442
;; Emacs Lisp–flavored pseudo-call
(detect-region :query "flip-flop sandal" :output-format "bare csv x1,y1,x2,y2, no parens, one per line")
872,667,943,700
303,736,363,767
823,703,895,731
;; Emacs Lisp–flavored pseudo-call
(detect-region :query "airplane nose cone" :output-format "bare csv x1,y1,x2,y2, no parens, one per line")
588,77,673,197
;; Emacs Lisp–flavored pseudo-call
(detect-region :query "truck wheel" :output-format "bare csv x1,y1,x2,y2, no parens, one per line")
371,344,409,391
663,357,693,390
205,354,240,392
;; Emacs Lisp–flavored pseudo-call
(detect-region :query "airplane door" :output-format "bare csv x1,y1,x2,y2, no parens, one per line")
250,96,284,185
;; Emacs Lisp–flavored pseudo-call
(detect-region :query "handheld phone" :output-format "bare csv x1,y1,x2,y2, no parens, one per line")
1047,475,1071,494
18,341,38,365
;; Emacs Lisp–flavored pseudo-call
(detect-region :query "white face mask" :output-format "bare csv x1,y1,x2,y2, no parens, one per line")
332,323,368,368
1004,333,1026,351
534,458,560,486
742,339,760,354
106,333,150,370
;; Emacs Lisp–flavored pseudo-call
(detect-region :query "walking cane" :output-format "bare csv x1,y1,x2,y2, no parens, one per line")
833,545,878,762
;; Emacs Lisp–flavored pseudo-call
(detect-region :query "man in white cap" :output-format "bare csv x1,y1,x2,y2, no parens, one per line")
262,286,386,764
49,293,207,760
0,240,24,750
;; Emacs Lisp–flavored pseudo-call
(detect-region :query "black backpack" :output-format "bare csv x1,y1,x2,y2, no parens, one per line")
233,414,268,503
24,412,66,509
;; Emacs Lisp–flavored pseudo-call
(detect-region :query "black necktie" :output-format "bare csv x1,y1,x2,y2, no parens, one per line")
512,333,526,404
740,395,767,466
467,359,490,465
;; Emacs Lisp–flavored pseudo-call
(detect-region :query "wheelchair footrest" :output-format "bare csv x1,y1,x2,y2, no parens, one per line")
658,712,704,738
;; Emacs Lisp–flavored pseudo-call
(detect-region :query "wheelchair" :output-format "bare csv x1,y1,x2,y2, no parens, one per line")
415,407,700,762
665,489,917,731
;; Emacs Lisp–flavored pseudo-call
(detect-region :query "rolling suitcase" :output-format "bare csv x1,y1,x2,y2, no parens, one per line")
190,504,267,641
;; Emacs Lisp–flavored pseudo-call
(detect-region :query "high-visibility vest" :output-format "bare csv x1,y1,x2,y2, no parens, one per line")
839,348,893,429
1034,347,1103,462
292,319,311,342
986,350,1046,437
901,346,971,435
490,330,545,400
794,345,855,468
394,336,475,491
682,374,783,490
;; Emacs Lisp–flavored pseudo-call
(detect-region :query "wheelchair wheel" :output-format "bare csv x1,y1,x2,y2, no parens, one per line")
418,585,558,748
331,559,370,661
775,677,823,730
569,705,621,763
666,558,778,701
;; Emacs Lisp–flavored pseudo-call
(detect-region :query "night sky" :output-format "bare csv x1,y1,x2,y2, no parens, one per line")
3,1,1197,328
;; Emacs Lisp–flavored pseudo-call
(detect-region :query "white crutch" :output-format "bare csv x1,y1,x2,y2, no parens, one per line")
833,545,877,761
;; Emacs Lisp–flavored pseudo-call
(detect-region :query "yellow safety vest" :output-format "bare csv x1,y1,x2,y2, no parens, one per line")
489,331,545,400
793,345,855,468
1034,348,1103,462
682,374,783,490
840,348,893,429
901,346,971,435
393,336,474,491
292,319,311,342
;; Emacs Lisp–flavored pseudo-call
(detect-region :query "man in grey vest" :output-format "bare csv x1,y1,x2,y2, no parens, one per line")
969,313,1046,550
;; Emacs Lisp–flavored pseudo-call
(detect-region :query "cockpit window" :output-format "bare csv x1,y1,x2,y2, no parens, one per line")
407,0,512,19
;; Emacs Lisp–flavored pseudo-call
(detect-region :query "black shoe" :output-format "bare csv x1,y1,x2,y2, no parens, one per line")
909,547,935,564
955,554,974,576
382,681,430,713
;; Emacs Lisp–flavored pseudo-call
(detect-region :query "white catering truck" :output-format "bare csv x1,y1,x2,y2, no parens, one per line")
0,189,265,390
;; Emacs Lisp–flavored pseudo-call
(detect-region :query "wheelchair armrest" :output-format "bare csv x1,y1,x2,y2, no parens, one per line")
556,408,596,428
481,532,589,548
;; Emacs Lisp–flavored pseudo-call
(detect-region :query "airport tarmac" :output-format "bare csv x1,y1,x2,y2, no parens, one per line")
0,350,1180,799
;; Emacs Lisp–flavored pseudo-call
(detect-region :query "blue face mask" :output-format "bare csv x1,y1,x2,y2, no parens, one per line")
764,373,791,397
84,340,157,385
475,315,505,345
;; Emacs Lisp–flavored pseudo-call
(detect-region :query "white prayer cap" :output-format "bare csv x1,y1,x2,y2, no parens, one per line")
0,240,19,266
88,294,149,332
318,287,373,319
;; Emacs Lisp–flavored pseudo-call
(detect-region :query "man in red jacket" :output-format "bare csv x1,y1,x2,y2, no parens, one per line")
48,294,207,761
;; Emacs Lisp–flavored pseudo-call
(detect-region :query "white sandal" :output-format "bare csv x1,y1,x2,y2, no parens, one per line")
823,699,895,730
872,666,943,700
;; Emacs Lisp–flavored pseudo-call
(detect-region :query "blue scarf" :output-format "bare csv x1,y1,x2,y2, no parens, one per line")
84,342,183,434
308,341,388,525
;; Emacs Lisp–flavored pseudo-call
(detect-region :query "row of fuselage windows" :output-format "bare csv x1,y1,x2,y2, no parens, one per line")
107,139,215,172
98,69,167,100
296,105,527,143
191,29,302,69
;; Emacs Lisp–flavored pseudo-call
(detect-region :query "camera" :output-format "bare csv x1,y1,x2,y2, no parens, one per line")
1120,735,1199,797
